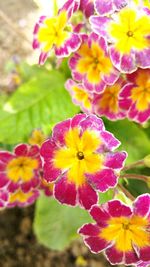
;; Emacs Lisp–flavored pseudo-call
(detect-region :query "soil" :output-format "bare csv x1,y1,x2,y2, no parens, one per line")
0,206,117,267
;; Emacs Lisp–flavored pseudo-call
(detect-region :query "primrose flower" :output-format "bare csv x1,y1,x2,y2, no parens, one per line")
7,188,40,208
65,79,93,113
94,0,127,15
0,144,41,193
33,0,81,64
90,5,150,73
0,190,9,208
79,194,150,265
79,0,94,17
40,114,127,210
93,77,126,120
120,69,150,123
69,33,119,93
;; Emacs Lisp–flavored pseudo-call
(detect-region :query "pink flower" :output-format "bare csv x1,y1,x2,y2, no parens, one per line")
79,0,94,17
7,188,40,208
0,190,9,208
0,144,41,193
120,68,150,123
69,33,119,93
33,0,81,64
90,4,150,73
40,114,127,210
79,194,150,265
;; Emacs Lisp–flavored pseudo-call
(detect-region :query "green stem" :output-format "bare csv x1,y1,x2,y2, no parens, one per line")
117,184,135,201
123,159,144,171
120,173,149,183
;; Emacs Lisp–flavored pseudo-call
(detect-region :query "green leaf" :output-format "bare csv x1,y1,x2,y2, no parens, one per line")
34,196,91,251
104,119,150,163
0,70,79,144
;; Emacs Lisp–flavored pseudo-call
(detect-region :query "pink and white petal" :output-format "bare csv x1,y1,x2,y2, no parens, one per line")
39,51,49,65
102,70,119,86
124,251,139,265
84,236,111,254
113,0,127,10
135,49,150,69
43,161,61,182
86,168,118,192
54,176,77,206
100,130,120,150
28,145,40,157
59,0,80,19
52,119,71,146
133,194,150,218
79,114,105,132
78,183,98,210
90,16,111,39
109,47,122,71
55,33,81,58
105,245,124,265
136,260,150,267
0,174,9,188
90,205,110,227
84,75,106,94
71,113,87,128
119,83,134,98
78,223,100,236
137,109,150,124
139,247,150,262
108,200,132,217
120,53,137,73
40,139,58,159
95,0,114,16
0,152,14,163
104,151,127,170
128,103,139,121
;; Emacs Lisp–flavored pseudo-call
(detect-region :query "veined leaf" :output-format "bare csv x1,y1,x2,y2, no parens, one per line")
0,70,79,144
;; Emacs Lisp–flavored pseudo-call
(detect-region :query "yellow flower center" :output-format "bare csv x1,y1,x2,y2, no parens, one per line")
9,189,33,203
98,84,120,113
53,128,103,186
37,11,70,51
108,8,150,53
100,215,149,252
76,42,113,84
131,70,150,111
6,156,38,182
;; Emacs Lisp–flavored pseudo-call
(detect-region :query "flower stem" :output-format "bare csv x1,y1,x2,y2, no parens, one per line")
117,184,135,201
120,173,149,183
123,159,144,171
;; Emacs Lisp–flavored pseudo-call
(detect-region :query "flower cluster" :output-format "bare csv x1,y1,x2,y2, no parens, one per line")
33,0,150,124
79,194,150,265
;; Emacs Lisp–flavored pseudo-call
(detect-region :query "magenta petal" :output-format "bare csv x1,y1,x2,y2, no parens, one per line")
0,174,8,188
104,151,127,169
52,119,71,146
84,236,111,254
133,194,150,218
40,139,58,159
139,247,150,262
43,161,61,182
79,223,100,236
71,113,87,128
0,152,14,163
78,183,98,210
14,144,28,156
90,16,111,39
90,205,110,227
105,245,124,264
120,53,137,73
108,200,132,217
55,33,81,57
135,49,150,69
54,176,77,206
86,169,118,192
100,130,120,150
124,251,139,265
